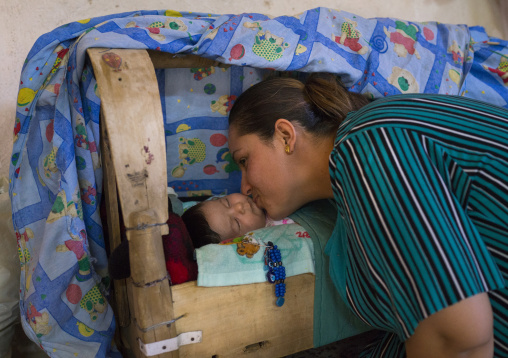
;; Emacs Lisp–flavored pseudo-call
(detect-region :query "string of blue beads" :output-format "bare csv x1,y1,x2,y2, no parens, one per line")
264,241,286,307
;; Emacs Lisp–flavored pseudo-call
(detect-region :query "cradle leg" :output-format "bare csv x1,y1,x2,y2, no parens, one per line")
127,209,177,358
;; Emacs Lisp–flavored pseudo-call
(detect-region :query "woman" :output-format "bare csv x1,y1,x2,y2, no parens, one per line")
228,75,508,357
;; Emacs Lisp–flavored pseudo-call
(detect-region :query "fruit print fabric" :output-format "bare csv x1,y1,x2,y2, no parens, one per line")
9,7,508,357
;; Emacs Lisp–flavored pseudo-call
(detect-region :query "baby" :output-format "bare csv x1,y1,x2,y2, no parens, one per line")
181,193,293,248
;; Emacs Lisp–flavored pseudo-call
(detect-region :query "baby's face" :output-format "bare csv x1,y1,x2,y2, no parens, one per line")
200,193,266,241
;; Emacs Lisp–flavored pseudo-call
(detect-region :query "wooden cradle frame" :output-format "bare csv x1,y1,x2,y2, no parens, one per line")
88,48,316,358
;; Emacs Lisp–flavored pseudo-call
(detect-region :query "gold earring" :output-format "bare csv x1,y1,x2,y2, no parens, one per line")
285,144,290,154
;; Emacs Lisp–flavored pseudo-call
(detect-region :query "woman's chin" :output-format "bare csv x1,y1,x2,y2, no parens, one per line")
266,210,287,221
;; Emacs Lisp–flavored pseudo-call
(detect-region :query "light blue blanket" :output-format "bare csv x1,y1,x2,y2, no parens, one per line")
196,223,315,286
9,7,508,357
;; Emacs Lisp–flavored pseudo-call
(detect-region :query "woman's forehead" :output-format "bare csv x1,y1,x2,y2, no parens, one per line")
228,129,247,151
229,130,268,150
228,125,243,144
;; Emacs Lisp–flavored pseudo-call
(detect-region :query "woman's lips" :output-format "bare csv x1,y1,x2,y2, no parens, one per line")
253,195,262,209
246,197,255,211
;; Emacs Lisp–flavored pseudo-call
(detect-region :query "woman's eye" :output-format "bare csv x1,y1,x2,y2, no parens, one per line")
225,198,231,207
238,158,247,167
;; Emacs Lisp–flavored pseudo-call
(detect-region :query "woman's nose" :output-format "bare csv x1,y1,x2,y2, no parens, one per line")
240,176,252,196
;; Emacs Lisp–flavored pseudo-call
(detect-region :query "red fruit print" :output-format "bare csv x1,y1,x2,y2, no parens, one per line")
66,284,82,304
46,119,54,142
423,27,435,41
210,133,227,147
203,165,219,175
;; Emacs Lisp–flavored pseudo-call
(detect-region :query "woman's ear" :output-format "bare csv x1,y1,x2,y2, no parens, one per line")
274,118,296,153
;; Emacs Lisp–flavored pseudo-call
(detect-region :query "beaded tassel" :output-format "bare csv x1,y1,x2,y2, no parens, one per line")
264,241,286,307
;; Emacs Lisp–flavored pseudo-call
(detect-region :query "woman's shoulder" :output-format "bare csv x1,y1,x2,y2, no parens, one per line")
335,93,508,145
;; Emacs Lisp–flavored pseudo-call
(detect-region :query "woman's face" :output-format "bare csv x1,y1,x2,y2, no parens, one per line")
200,193,266,240
228,126,299,220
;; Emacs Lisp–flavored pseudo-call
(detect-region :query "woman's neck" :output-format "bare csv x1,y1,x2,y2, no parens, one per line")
297,133,335,201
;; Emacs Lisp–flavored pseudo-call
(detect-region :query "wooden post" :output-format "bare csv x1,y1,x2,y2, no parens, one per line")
100,108,130,344
126,210,177,358
87,48,168,234
88,48,173,357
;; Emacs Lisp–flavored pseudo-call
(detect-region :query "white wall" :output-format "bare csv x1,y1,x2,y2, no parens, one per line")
0,0,507,180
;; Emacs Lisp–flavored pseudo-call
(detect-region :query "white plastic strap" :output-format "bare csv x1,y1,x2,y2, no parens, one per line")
138,331,202,356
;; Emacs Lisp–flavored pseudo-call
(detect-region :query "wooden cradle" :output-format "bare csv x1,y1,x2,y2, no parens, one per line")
88,48,317,358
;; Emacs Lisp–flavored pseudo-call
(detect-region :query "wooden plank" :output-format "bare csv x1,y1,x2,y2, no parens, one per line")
147,51,231,69
100,108,130,328
87,48,168,235
88,48,174,357
171,274,315,357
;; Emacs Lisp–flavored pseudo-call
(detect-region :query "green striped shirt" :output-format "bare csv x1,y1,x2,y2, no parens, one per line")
327,94,508,356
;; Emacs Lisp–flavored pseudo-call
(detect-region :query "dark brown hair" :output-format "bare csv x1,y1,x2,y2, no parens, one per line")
181,203,221,248
228,74,370,140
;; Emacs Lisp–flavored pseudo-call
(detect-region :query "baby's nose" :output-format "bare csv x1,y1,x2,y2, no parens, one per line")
234,201,245,214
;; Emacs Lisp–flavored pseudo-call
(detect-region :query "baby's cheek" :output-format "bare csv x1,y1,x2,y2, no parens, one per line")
257,214,267,227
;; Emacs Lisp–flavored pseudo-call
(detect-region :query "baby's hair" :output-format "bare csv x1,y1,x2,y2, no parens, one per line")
181,202,222,249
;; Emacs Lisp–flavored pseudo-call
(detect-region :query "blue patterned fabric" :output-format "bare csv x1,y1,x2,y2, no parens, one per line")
9,7,508,357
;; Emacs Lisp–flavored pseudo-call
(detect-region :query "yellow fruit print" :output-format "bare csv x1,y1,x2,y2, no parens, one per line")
176,124,191,133
165,10,183,17
449,69,461,86
77,321,94,337
252,30,289,62
80,285,106,321
43,147,58,178
17,88,37,107
178,137,206,165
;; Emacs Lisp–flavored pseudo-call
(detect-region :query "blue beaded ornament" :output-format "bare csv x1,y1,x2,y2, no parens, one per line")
264,241,286,307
